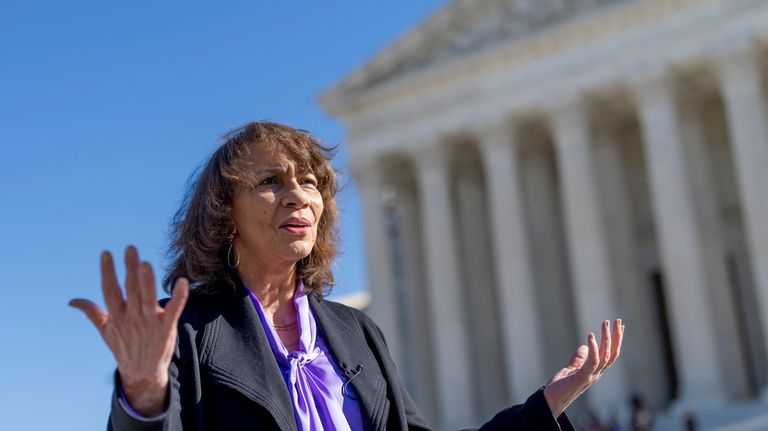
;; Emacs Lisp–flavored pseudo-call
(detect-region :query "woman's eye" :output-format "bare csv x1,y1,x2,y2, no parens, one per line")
259,177,278,186
302,178,318,187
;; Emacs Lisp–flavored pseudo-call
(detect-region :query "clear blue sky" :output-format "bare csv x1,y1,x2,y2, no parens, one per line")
0,1,446,428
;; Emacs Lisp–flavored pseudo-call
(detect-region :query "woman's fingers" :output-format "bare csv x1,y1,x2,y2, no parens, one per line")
69,298,109,331
597,320,612,374
100,251,124,313
124,246,143,311
581,332,600,379
607,319,624,367
163,278,189,331
139,262,159,316
567,345,589,370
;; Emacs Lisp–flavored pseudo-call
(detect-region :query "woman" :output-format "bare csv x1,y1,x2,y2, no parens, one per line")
70,121,624,430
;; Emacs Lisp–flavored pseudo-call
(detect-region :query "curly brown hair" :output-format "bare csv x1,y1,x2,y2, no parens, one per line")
163,121,339,297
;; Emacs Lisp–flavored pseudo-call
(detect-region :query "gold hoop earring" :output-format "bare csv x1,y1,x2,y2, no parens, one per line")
227,233,240,268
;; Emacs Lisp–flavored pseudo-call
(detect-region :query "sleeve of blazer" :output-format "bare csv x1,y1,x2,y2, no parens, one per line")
477,388,575,431
107,360,184,431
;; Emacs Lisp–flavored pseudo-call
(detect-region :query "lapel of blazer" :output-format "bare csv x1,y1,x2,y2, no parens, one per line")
198,285,297,431
309,294,389,431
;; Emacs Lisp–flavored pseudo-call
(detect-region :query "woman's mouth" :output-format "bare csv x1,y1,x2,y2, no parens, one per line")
280,225,311,235
279,217,312,235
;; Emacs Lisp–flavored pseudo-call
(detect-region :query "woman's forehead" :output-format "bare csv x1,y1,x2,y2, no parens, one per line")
247,145,313,172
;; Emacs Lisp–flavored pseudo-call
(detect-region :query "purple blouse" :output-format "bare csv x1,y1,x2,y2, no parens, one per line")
247,281,364,431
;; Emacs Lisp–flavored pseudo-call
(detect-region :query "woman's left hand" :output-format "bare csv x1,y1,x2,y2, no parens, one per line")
543,319,624,418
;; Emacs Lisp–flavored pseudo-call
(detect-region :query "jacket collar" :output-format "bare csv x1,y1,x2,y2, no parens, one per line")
198,284,297,431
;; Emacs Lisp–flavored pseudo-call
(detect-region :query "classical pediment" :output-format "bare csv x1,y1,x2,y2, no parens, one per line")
324,0,633,104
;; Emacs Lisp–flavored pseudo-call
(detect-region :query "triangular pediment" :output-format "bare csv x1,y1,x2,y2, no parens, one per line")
322,0,633,109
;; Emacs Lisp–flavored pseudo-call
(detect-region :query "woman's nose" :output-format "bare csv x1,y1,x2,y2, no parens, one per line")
282,181,311,208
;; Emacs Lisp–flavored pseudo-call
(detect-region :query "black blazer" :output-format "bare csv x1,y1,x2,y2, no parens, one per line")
108,283,573,431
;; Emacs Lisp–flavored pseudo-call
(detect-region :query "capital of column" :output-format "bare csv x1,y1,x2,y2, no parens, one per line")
709,32,761,66
469,117,515,147
713,38,762,97
474,120,516,174
409,139,451,179
627,66,676,112
549,96,589,144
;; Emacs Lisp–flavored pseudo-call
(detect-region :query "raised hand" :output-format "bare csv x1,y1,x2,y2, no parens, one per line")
69,246,189,417
543,319,624,418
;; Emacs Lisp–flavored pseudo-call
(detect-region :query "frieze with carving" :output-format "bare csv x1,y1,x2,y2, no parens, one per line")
351,0,632,93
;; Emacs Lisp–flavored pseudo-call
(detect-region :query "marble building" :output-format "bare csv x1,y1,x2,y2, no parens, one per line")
320,0,768,429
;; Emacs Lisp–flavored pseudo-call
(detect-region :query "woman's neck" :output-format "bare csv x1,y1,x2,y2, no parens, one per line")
237,261,298,321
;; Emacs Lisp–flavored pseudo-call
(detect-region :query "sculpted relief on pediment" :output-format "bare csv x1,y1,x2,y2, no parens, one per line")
356,0,630,91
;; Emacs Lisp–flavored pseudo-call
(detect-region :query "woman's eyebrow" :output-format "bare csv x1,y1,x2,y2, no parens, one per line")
296,164,316,174
254,166,287,176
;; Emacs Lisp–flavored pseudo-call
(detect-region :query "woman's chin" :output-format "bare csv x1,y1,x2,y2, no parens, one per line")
279,242,314,262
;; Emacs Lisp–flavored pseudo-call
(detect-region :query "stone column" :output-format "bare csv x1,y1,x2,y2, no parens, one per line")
476,121,547,402
395,180,438,424
453,153,508,419
413,144,474,429
717,43,768,389
352,157,402,367
633,73,725,401
550,98,629,414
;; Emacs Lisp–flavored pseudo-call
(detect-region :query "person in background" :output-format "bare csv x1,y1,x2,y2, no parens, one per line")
70,121,625,430
684,412,698,431
630,393,653,431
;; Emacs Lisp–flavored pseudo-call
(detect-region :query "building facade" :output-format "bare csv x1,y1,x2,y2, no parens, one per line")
320,0,768,429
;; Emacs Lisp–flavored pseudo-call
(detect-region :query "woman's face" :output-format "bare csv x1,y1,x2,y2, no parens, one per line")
231,145,324,269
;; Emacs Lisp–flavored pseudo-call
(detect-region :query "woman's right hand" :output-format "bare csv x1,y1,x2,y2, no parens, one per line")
69,246,189,417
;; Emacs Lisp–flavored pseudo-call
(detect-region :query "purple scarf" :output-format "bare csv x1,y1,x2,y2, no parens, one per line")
247,282,363,431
